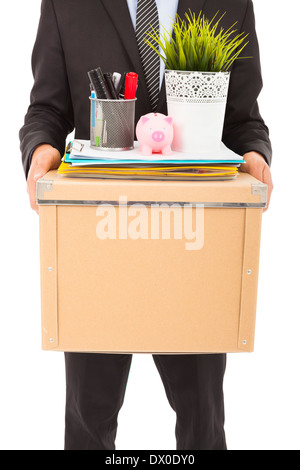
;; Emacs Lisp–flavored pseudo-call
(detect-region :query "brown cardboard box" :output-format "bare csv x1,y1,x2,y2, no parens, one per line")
37,171,267,353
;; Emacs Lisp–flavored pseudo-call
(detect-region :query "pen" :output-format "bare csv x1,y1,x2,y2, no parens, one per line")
96,67,113,99
112,72,121,90
91,89,96,144
124,72,139,100
104,72,119,100
117,72,128,99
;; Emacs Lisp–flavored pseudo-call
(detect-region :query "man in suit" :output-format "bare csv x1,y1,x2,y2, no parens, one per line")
20,0,273,450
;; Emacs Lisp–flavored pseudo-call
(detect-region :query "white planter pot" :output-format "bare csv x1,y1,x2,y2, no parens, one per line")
165,70,230,154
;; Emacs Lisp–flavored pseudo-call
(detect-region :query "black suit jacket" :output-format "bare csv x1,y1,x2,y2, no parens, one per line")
20,0,272,177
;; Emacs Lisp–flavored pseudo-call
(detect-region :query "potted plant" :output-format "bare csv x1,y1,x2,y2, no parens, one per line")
145,11,250,154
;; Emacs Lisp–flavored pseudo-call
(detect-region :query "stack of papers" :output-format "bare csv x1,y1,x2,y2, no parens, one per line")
58,140,245,181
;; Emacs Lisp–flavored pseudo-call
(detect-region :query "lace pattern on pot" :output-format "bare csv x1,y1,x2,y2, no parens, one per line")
165,71,230,103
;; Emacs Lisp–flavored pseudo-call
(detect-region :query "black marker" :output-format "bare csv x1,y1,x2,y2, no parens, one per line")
88,67,112,99
104,72,119,100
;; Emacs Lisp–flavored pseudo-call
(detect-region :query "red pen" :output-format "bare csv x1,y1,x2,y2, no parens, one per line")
124,72,139,99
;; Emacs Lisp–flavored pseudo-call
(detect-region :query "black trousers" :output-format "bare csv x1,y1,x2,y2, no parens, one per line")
64,353,227,451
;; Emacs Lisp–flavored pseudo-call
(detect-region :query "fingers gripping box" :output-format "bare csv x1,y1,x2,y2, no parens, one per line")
37,172,267,353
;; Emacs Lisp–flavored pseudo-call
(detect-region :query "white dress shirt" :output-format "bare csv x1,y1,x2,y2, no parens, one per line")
126,0,179,88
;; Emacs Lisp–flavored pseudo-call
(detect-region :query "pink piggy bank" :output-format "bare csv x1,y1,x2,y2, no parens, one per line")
136,113,174,156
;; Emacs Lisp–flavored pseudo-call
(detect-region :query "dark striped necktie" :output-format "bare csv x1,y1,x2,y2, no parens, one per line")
136,0,160,111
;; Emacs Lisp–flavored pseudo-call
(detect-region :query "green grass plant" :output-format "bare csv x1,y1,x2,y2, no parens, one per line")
145,10,250,72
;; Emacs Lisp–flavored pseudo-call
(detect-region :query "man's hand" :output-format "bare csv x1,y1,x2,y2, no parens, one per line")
27,144,61,213
241,151,273,212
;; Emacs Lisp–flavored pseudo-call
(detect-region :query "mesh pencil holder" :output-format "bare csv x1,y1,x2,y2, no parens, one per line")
90,98,137,151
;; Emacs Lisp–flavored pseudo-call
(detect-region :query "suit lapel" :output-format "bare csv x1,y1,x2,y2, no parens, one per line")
100,0,149,105
177,0,208,19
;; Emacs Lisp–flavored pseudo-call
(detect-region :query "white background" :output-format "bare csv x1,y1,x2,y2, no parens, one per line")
0,0,299,450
